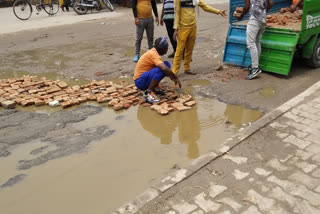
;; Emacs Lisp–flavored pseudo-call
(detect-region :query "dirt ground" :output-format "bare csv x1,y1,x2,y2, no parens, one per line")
0,4,319,113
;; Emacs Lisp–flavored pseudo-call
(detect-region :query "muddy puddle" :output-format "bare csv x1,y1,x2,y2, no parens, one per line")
0,74,263,213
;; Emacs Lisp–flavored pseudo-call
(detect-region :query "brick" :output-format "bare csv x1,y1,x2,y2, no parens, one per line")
194,192,220,212
34,99,45,106
304,134,320,145
57,81,68,88
172,200,197,214
185,101,196,107
71,85,81,91
241,206,262,214
270,122,288,130
21,99,34,106
312,169,320,178
142,103,152,107
1,100,16,109
151,105,162,111
283,112,304,123
61,101,72,108
254,168,272,177
222,155,247,164
288,157,317,173
123,103,131,109
46,87,62,94
209,184,227,198
232,169,249,180
266,158,288,171
217,197,242,212
289,171,319,189
113,103,124,111
269,186,297,208
247,190,275,212
157,108,169,115
283,135,311,149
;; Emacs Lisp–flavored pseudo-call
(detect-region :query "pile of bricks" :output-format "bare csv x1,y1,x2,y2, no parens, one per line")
233,7,302,27
266,9,302,26
0,75,196,115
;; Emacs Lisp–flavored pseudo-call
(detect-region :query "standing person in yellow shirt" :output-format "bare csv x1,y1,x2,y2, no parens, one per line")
132,0,160,62
172,0,227,75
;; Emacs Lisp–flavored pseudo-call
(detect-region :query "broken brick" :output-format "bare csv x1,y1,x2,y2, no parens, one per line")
1,100,16,109
61,101,72,108
142,102,152,107
108,98,119,106
185,101,196,107
113,103,124,111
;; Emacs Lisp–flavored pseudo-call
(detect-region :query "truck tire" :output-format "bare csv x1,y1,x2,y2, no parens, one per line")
306,38,320,68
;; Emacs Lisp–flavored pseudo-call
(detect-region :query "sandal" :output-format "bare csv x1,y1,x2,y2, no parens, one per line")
184,70,196,75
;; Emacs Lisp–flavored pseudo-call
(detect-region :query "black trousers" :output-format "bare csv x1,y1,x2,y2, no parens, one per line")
164,19,177,53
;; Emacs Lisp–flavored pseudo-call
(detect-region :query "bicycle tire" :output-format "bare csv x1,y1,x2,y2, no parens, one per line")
42,0,59,15
103,0,114,11
13,0,32,21
73,0,88,15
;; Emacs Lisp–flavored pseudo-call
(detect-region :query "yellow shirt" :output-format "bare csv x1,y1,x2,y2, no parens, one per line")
134,48,164,80
174,0,220,29
137,0,152,18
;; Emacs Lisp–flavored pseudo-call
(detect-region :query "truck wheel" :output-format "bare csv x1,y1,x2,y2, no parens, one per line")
306,38,320,68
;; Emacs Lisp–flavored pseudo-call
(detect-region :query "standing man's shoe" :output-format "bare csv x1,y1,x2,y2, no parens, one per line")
245,68,262,80
168,52,175,58
133,55,139,62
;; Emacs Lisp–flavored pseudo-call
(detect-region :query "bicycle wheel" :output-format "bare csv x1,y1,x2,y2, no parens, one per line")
73,0,88,15
13,0,32,20
103,0,114,11
42,0,59,15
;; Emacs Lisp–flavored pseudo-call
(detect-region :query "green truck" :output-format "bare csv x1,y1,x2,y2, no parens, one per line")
223,0,320,75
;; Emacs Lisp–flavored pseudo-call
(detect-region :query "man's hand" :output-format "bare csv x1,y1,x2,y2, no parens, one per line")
155,17,159,26
236,14,243,21
219,10,227,18
135,18,140,26
160,18,164,26
173,29,178,41
175,78,182,89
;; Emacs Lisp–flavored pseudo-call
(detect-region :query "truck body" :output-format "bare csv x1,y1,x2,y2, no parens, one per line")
223,0,320,75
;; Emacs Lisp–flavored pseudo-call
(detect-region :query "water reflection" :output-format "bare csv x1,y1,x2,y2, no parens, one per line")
137,105,201,159
224,104,263,128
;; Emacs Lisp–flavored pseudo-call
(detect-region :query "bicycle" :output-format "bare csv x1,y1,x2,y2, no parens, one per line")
13,0,59,20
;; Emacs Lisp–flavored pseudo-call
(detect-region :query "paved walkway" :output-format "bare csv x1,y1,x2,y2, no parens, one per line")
115,81,320,214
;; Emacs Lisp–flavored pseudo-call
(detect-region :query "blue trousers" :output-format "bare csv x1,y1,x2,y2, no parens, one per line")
135,61,170,91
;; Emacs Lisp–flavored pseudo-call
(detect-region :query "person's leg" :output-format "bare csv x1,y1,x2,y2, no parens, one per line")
65,0,70,11
184,27,196,74
145,17,154,50
164,19,177,54
135,66,166,91
134,18,145,61
247,20,260,69
246,20,262,79
173,28,188,74
256,23,266,60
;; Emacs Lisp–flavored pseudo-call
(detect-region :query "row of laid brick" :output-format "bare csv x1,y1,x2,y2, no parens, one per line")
0,75,196,115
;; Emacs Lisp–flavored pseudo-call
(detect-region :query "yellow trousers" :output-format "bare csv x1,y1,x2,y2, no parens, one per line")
173,27,197,74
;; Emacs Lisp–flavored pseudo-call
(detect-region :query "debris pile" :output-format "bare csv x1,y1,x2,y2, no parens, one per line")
266,10,302,26
233,7,302,28
0,75,196,115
